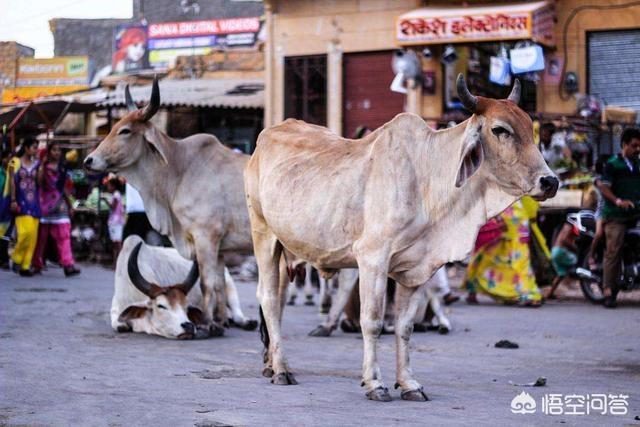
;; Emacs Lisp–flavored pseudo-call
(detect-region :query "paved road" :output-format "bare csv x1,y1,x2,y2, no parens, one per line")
1,264,639,426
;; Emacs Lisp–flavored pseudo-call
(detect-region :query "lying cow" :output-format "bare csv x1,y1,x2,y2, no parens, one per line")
245,75,558,401
112,236,255,339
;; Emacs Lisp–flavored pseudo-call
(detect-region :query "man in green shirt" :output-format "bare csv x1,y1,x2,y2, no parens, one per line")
597,128,640,308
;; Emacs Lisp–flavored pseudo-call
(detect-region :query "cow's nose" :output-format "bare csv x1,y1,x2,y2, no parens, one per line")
83,157,93,168
181,322,195,334
540,175,559,197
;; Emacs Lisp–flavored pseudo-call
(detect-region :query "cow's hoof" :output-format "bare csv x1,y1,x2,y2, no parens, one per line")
365,387,392,402
208,323,225,337
308,325,332,337
304,300,315,306
438,326,450,335
194,327,210,340
241,319,258,331
116,325,132,333
413,323,428,333
262,366,274,378
272,372,298,385
340,319,360,334
320,305,330,315
401,387,429,402
286,299,295,306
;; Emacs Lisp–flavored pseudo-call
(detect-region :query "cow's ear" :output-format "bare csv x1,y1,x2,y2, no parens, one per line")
455,122,485,188
118,305,148,322
143,126,169,164
187,306,205,325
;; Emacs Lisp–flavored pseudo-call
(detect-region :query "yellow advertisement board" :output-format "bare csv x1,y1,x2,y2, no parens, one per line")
16,56,89,87
2,86,88,104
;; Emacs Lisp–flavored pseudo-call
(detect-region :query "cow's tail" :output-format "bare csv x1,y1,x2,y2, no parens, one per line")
259,305,270,363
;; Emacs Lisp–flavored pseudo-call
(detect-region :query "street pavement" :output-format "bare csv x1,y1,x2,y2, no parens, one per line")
1,264,639,426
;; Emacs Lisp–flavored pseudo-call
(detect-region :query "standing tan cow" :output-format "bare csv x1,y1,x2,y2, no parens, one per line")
85,79,256,332
244,74,558,401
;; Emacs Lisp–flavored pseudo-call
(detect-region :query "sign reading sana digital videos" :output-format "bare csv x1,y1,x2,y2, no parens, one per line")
112,25,150,73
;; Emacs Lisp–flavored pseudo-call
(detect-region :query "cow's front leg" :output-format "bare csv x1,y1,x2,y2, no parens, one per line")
395,283,429,402
357,259,391,402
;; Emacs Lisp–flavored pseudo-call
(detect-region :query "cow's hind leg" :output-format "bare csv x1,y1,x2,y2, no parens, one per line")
195,238,225,336
303,263,315,306
308,269,358,337
253,230,296,385
395,283,429,402
224,268,258,331
427,288,451,334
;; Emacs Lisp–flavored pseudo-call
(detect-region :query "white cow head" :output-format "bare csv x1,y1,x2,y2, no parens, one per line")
455,74,558,200
118,242,204,339
84,78,169,173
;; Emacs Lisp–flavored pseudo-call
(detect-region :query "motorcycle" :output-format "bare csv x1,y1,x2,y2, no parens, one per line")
568,210,640,303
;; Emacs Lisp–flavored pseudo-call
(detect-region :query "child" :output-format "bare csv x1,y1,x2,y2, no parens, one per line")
546,221,579,299
106,175,125,264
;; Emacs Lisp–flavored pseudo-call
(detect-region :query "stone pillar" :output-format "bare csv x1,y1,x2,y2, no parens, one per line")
327,42,343,135
263,2,275,128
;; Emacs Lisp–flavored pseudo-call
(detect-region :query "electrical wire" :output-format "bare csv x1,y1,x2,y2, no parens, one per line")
560,1,640,101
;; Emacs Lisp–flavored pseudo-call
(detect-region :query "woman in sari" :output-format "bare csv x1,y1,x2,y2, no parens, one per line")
465,197,543,306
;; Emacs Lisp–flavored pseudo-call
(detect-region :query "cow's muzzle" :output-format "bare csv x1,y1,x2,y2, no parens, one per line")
539,175,559,199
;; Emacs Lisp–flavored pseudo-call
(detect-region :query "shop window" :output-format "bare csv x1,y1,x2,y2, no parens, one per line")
284,55,327,126
443,44,536,115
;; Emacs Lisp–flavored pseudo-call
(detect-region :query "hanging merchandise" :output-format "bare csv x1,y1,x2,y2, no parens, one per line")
509,44,545,74
490,56,512,86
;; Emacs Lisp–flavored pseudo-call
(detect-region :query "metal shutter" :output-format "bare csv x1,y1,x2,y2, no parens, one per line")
343,51,405,138
589,30,640,111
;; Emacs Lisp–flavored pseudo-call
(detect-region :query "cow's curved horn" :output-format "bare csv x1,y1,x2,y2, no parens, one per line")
456,73,477,113
507,78,521,104
127,242,154,296
139,76,160,122
124,85,137,112
179,261,199,295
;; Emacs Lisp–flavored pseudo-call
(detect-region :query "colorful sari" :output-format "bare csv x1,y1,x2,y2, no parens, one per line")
465,198,542,303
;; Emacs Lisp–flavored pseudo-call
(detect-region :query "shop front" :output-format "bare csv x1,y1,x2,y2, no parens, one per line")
396,1,555,123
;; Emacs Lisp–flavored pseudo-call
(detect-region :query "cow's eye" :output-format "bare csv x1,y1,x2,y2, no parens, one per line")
492,126,511,138
118,128,132,135
157,304,168,310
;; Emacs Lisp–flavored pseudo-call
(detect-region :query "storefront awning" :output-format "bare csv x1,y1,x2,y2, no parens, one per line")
396,1,554,47
97,78,264,109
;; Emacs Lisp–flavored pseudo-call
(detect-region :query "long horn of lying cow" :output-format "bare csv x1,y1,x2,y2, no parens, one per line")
456,73,477,113
139,76,160,122
124,84,137,112
180,261,199,295
127,242,154,296
507,78,521,104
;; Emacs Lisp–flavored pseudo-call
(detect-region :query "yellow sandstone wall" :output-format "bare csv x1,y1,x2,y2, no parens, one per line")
539,0,640,115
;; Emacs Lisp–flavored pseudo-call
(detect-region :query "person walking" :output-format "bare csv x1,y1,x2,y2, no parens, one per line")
106,175,126,263
32,143,80,276
0,149,12,269
8,138,41,276
465,197,542,307
596,128,640,308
